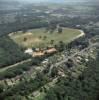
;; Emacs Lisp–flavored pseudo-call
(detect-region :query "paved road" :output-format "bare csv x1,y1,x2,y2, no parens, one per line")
0,59,32,72
49,43,98,75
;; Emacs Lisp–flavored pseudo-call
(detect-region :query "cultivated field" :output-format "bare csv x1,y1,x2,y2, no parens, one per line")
9,28,81,48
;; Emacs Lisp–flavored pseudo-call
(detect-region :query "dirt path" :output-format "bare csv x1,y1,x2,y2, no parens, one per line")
78,30,85,38
71,29,85,41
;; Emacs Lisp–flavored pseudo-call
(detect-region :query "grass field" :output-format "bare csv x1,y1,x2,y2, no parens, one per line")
9,28,81,48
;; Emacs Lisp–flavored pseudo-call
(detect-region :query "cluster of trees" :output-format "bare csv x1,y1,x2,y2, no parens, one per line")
54,36,89,53
0,70,51,99
0,19,48,36
0,36,30,68
0,56,45,80
45,21,63,34
0,61,33,80
44,52,99,100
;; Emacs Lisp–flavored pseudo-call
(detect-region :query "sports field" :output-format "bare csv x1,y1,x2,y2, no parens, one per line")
9,28,81,48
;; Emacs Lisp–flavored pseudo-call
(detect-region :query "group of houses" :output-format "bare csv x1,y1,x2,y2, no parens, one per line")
25,46,57,57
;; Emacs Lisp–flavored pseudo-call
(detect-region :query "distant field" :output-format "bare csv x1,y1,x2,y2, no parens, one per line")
9,28,81,48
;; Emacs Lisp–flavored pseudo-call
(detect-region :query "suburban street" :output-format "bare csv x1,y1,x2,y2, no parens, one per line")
49,42,98,74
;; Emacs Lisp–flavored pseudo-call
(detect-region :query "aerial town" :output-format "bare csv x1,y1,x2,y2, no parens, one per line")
0,0,99,100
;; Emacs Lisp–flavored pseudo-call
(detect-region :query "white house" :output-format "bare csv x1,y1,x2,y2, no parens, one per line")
25,48,33,55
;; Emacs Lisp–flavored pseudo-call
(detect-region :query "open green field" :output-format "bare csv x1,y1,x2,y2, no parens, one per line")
9,28,81,48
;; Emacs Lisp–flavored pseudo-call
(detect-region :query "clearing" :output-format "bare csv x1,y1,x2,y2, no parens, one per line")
9,28,81,48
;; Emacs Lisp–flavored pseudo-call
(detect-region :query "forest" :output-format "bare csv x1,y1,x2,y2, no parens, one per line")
0,36,30,68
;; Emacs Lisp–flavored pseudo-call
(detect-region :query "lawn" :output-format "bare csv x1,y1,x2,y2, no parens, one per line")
9,28,81,48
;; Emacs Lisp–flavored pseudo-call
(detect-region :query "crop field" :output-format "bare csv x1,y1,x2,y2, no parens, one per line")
9,28,81,48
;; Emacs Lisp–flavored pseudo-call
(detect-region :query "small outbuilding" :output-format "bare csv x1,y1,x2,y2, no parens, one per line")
25,48,33,55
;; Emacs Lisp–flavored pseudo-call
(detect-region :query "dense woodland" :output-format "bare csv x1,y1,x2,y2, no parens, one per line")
0,36,30,68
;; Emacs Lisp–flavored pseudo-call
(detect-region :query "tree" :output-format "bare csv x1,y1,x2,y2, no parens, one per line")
23,37,27,42
43,36,47,40
50,40,54,45
51,67,58,77
39,36,42,39
45,89,58,100
66,59,74,68
48,22,57,33
43,87,47,93
58,27,63,33
58,41,65,51
0,84,4,93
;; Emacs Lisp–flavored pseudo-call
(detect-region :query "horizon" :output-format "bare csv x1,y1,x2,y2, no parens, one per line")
0,0,98,3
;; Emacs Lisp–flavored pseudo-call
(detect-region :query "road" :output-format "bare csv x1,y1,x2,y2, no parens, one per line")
0,58,32,72
49,43,98,75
